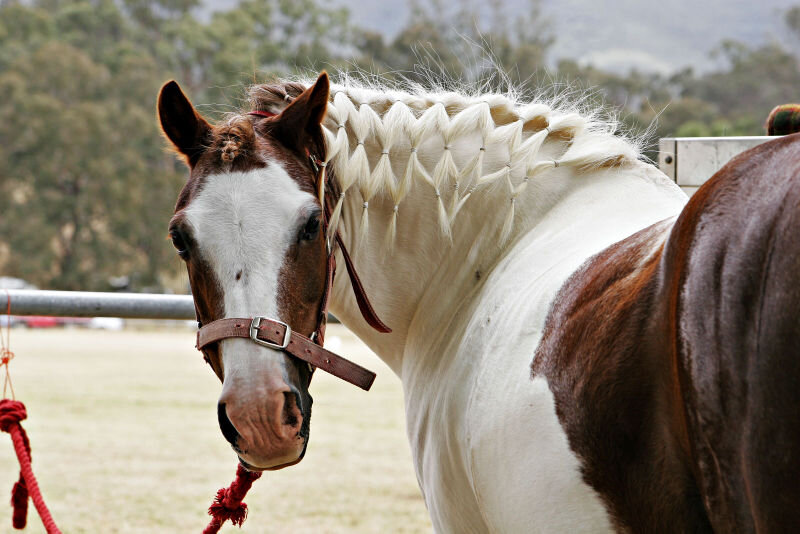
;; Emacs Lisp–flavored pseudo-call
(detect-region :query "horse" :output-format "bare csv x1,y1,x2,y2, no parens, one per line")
158,72,800,532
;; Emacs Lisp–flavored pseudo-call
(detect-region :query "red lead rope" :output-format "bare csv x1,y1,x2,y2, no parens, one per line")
0,399,61,534
203,465,262,533
1,292,60,533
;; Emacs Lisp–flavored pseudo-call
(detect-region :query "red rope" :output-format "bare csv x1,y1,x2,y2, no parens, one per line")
1,292,60,533
203,464,262,533
2,289,256,533
1,290,15,399
0,399,61,533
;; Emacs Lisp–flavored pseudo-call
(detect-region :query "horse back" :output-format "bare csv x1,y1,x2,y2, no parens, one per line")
533,133,800,532
664,133,800,532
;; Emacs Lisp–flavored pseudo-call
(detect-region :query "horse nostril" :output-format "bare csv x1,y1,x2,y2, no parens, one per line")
217,402,240,446
282,391,301,429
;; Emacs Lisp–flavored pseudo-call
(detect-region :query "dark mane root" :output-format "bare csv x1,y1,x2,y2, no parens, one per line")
211,117,256,163
247,80,329,179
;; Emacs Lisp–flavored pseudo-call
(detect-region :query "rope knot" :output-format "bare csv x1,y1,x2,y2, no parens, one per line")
0,398,60,532
0,398,26,432
0,347,12,366
203,464,262,533
208,488,249,526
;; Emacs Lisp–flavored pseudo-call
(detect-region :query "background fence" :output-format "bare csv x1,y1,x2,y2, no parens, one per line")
3,289,195,320
658,136,772,196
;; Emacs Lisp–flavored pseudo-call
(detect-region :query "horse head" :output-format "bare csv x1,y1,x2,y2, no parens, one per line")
159,74,331,470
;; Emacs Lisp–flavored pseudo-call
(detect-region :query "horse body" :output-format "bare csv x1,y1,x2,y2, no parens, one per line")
160,74,800,532
332,155,686,531
667,135,800,532
532,134,800,532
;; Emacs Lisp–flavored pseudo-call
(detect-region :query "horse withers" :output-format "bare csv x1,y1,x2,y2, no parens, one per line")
159,71,800,532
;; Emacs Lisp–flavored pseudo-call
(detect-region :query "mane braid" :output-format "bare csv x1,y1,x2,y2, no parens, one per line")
246,79,641,247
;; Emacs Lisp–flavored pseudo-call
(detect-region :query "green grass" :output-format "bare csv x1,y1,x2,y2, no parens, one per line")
0,326,431,533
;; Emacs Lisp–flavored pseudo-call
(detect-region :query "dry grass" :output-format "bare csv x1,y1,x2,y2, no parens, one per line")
0,326,431,533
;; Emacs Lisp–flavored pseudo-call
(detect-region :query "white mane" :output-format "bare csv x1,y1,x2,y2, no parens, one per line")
249,77,644,248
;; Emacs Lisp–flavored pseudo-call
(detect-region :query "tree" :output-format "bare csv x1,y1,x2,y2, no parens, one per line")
156,0,357,109
0,1,184,290
355,0,554,89
0,0,363,290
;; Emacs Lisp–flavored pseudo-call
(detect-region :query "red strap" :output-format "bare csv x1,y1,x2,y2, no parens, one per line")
248,110,277,118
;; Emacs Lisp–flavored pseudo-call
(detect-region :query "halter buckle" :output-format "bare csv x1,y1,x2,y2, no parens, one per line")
249,316,291,350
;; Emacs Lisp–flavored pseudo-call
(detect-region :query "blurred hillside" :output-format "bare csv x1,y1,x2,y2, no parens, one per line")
1,0,799,292
330,0,798,74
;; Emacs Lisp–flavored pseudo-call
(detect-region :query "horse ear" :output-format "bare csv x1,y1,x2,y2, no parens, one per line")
269,72,330,155
158,80,212,167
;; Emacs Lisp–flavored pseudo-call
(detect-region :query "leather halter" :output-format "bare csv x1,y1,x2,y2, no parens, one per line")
194,109,391,391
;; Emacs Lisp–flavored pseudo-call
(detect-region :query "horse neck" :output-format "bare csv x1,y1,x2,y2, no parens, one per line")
328,161,509,375
319,88,657,376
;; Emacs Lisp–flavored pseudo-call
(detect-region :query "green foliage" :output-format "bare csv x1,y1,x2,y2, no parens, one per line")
0,0,357,291
1,0,799,290
0,0,183,290
354,0,554,88
158,0,356,108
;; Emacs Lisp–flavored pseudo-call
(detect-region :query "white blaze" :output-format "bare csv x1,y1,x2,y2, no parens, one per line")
184,165,316,375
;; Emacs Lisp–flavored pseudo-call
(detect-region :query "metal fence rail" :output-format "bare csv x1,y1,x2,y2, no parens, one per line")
3,289,195,320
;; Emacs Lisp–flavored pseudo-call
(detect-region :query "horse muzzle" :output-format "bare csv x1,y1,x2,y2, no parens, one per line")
217,389,308,470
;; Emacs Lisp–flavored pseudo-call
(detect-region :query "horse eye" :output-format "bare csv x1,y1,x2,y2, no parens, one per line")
300,216,320,241
170,229,189,258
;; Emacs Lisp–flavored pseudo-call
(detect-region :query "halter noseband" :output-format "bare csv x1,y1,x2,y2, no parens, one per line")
194,109,390,391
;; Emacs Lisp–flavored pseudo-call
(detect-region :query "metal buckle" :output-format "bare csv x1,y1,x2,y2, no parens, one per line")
249,316,291,350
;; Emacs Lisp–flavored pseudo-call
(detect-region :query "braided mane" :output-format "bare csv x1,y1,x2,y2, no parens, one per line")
246,78,642,247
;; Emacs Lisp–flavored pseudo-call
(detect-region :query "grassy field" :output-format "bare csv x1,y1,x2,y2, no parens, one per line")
0,325,431,533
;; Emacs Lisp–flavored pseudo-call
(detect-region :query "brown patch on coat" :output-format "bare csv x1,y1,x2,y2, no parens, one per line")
665,133,800,532
532,219,712,533
532,133,800,532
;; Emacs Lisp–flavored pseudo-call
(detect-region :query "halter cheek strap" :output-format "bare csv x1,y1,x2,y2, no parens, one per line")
312,244,336,346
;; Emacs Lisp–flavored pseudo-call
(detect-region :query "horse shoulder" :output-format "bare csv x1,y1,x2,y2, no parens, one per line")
452,243,628,532
402,163,687,532
531,216,714,533
404,235,622,533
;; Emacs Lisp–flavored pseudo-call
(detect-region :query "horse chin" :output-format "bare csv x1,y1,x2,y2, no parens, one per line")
237,441,307,472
